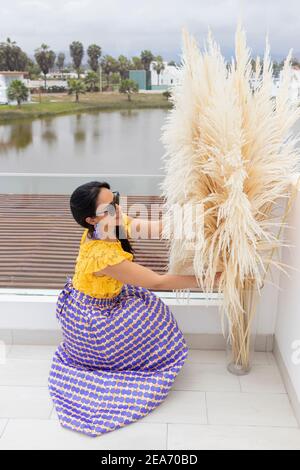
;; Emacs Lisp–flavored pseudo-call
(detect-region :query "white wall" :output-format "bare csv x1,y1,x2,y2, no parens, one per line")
275,187,300,402
150,61,179,87
0,73,31,104
0,277,280,339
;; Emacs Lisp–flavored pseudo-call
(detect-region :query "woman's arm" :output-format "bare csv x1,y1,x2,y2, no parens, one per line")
117,204,164,239
94,259,219,290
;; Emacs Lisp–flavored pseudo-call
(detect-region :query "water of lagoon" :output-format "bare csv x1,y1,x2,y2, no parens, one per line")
0,108,169,195
0,108,299,195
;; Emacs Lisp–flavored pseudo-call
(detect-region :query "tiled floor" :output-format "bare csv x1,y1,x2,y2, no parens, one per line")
0,345,299,450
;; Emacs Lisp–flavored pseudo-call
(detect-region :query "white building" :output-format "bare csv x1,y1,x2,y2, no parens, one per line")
45,71,84,80
0,71,31,105
27,79,68,90
272,66,300,103
27,71,84,90
250,68,300,104
289,67,300,103
150,61,180,90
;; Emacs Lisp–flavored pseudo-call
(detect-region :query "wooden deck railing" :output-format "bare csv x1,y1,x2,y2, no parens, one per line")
0,194,169,289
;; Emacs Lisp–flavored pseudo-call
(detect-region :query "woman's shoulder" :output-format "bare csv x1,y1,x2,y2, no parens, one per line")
76,232,133,274
79,230,132,256
80,230,121,249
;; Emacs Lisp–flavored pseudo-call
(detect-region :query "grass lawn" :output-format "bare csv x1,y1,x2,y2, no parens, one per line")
0,92,172,122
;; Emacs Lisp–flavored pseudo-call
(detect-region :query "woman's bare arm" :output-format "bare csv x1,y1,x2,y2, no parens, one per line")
94,259,210,290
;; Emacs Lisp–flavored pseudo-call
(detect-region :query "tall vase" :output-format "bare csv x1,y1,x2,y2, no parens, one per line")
225,283,259,376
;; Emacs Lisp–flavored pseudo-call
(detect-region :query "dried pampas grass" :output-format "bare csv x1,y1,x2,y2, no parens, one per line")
160,24,300,371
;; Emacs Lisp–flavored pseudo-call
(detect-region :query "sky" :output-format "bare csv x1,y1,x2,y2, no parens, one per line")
1,0,299,63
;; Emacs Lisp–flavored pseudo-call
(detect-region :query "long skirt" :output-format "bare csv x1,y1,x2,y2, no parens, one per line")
48,277,189,437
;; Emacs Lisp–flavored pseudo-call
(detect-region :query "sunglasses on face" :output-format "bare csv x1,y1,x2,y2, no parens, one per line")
95,191,120,217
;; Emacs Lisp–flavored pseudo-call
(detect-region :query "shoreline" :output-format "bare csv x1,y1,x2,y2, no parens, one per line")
0,92,173,122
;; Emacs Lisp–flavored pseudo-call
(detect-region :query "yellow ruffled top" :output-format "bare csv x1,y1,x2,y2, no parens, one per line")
72,214,133,298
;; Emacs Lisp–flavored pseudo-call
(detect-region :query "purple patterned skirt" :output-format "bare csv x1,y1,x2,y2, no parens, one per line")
48,277,188,437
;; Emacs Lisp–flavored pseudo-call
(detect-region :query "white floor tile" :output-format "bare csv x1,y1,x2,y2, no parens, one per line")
267,352,277,365
239,365,286,393
167,424,300,450
0,420,8,438
50,407,57,420
0,387,52,419
8,345,56,361
0,344,297,450
0,419,167,450
252,352,272,365
173,363,240,392
206,392,298,427
142,391,207,424
187,350,227,364
0,359,51,386
187,350,270,366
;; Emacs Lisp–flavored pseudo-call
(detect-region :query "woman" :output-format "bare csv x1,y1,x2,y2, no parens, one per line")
48,180,201,437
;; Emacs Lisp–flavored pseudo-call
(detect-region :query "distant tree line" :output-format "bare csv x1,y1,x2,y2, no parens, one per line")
3,36,299,106
1,37,298,82
0,37,175,90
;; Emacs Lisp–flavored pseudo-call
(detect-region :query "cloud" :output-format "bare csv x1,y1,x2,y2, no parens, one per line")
0,0,299,61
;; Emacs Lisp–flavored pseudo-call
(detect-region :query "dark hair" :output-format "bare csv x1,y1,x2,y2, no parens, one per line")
70,180,134,256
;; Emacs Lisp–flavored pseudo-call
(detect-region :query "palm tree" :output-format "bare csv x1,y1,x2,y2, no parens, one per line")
7,80,29,107
119,79,139,101
153,55,165,85
84,71,99,92
56,53,65,72
25,59,41,80
101,55,118,88
130,56,143,70
34,44,56,89
140,50,154,71
67,78,86,102
0,38,29,71
70,41,84,78
118,55,131,79
87,44,102,72
2,38,16,70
